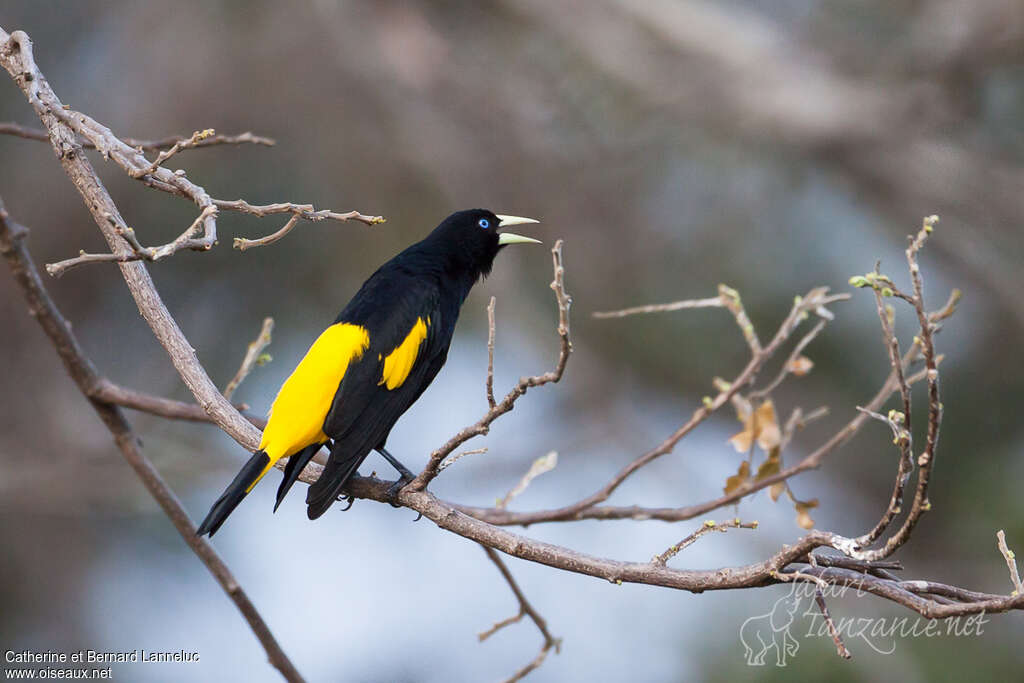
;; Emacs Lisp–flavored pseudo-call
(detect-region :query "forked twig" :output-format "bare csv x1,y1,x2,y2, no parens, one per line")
480,546,561,683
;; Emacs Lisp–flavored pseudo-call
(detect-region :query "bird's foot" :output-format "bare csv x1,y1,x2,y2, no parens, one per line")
335,493,356,512
385,474,413,508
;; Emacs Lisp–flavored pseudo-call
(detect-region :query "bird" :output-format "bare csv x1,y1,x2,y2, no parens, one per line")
196,209,540,536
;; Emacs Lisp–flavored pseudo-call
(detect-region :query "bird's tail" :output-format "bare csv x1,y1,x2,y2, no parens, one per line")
274,442,324,512
305,443,371,520
196,450,272,537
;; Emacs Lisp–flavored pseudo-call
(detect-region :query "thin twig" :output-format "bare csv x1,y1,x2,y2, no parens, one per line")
438,447,488,472
457,287,848,525
486,296,497,409
223,317,274,400
89,378,263,426
652,519,758,566
45,206,219,276
719,284,762,354
996,530,1022,595
130,128,218,178
0,121,276,150
749,318,827,400
497,452,558,510
480,546,561,683
6,43,377,271
814,587,853,659
233,213,301,251
847,216,943,561
592,295,724,318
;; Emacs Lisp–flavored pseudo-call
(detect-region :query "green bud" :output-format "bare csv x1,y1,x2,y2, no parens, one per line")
849,276,870,288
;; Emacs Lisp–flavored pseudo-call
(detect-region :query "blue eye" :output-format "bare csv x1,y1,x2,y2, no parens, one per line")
478,218,490,229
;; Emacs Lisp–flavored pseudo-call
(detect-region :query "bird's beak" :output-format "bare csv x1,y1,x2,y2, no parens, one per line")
496,215,542,245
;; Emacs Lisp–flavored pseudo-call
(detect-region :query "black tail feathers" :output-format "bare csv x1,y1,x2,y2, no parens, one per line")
196,451,270,537
305,443,370,520
274,442,325,512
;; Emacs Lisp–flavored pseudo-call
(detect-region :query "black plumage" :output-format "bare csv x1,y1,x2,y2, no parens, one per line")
197,209,539,535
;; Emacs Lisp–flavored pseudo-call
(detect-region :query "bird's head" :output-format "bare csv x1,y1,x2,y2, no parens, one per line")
427,208,541,280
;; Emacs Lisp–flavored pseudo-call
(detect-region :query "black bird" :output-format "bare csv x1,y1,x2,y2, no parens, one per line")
197,209,540,536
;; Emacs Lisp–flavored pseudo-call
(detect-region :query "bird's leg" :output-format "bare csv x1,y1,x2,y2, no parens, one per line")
376,446,414,507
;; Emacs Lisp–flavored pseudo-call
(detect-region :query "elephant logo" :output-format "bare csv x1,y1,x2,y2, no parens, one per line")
739,596,801,666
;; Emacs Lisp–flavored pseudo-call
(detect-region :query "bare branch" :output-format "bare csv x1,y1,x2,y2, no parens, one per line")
486,296,497,409
718,284,762,354
130,128,218,177
457,287,848,526
847,216,943,561
454,292,949,527
1,27,263,450
230,202,384,250
45,206,219,276
749,318,827,400
814,587,852,659
0,121,275,150
497,452,558,510
438,447,488,473
224,317,274,400
89,378,264,427
480,546,561,683
218,199,384,227
592,295,724,318
0,199,304,683
997,530,1022,596
652,519,758,566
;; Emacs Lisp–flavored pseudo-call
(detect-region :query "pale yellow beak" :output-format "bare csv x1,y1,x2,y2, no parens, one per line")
496,215,541,245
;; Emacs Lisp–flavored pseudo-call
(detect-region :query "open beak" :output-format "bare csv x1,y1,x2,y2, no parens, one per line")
496,215,542,245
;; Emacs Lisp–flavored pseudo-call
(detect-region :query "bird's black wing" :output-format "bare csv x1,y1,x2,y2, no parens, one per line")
305,264,453,518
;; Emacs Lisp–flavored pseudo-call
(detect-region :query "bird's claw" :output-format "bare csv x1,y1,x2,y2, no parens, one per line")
334,493,355,512
385,475,413,508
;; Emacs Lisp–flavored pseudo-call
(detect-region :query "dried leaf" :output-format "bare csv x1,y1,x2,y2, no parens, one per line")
787,355,814,376
755,448,781,481
730,399,781,453
723,461,750,495
769,482,786,502
794,498,819,530
755,401,781,451
728,395,754,452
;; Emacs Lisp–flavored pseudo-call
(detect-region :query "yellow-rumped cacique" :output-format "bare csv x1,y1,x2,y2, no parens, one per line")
197,209,540,536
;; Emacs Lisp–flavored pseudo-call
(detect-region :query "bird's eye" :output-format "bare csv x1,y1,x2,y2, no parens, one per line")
478,218,490,229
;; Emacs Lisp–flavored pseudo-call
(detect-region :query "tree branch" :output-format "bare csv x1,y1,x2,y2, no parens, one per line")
0,121,275,150
480,546,561,683
223,317,274,400
0,198,304,683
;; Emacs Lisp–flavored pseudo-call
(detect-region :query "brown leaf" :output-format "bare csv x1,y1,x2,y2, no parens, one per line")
729,398,781,454
787,355,814,376
769,482,786,502
794,498,819,530
755,447,781,481
755,401,781,451
723,461,750,495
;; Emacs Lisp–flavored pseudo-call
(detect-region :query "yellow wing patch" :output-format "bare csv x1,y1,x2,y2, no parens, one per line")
258,323,369,464
379,317,429,390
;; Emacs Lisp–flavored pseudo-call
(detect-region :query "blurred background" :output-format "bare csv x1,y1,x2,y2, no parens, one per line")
1,1,1022,681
